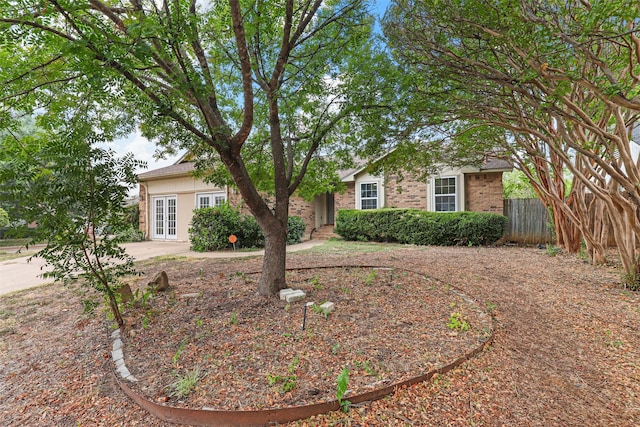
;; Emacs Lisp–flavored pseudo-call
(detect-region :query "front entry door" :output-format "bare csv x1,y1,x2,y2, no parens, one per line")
326,193,335,224
153,196,177,240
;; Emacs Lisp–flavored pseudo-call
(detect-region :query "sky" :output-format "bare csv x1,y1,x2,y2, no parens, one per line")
111,0,391,175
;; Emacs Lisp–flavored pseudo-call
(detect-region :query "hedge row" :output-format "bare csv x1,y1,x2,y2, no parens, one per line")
189,204,306,252
334,208,507,246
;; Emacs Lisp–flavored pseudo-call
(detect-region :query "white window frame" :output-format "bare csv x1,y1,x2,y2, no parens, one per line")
152,195,178,240
359,181,379,210
433,176,458,212
196,192,227,209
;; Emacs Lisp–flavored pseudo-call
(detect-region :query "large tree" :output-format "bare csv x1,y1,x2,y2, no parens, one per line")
384,0,640,286
0,0,396,295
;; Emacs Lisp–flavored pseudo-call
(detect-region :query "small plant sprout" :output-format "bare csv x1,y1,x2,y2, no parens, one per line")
266,357,299,393
129,287,154,309
486,301,497,314
331,343,341,355
447,312,470,331
169,368,201,399
142,311,152,329
364,270,377,286
546,245,561,256
230,311,238,325
310,275,322,289
336,368,351,412
355,360,377,376
173,339,188,366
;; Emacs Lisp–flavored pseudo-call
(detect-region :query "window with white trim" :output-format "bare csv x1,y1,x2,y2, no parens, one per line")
196,192,226,209
359,182,379,210
434,177,457,212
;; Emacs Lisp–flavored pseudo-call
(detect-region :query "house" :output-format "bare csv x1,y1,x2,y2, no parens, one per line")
138,155,511,241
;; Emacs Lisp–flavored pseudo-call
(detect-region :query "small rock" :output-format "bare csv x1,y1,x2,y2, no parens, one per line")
320,301,335,314
148,270,169,291
116,283,133,304
112,348,124,361
180,293,201,299
285,290,306,303
278,288,295,300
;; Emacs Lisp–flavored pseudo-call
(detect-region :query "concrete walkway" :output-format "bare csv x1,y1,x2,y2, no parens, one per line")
0,239,326,296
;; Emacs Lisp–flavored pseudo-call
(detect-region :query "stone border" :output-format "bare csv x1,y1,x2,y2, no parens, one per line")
111,329,138,382
111,265,495,426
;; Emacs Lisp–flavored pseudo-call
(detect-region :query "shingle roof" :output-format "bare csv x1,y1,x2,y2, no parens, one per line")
138,162,195,180
480,157,512,171
138,154,511,182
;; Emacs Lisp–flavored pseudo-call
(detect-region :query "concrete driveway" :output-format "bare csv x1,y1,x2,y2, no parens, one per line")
0,239,325,296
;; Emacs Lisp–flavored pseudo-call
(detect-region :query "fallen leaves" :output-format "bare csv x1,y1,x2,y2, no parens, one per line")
1,245,639,426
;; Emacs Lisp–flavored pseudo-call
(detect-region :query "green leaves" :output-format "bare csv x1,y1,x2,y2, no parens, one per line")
0,119,144,327
336,367,350,412
335,209,507,246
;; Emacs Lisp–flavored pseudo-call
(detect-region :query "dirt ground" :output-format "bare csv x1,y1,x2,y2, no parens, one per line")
1,242,639,426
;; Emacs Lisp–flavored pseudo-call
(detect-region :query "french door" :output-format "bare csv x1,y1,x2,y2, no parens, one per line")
153,196,177,240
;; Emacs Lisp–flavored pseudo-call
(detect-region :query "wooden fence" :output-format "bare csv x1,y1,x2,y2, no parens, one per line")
503,198,555,244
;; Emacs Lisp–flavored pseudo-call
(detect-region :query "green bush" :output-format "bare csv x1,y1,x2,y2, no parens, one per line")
190,205,244,251
189,205,306,251
239,214,264,248
287,216,306,245
123,204,140,229
335,209,506,246
0,208,9,228
115,226,145,242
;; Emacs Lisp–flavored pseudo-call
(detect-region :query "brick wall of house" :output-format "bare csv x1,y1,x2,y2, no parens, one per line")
334,182,355,212
384,174,428,209
228,189,315,239
464,172,505,214
289,196,315,237
138,184,147,237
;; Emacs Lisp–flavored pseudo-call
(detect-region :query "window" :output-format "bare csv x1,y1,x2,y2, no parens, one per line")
196,192,226,209
434,177,457,212
360,182,378,210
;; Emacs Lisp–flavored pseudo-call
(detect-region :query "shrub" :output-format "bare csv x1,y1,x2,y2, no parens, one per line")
455,212,508,246
335,209,506,246
189,205,306,251
239,214,264,248
189,204,244,251
115,226,145,242
123,204,140,229
0,208,9,228
287,216,306,244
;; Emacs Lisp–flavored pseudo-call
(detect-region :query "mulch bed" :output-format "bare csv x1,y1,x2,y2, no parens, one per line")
122,265,489,412
1,244,639,426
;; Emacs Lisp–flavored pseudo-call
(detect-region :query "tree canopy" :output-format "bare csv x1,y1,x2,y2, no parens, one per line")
384,0,640,286
1,0,399,295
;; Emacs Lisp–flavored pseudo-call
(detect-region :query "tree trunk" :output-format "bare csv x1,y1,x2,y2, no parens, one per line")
607,193,640,288
218,149,291,297
105,286,125,328
259,220,288,296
